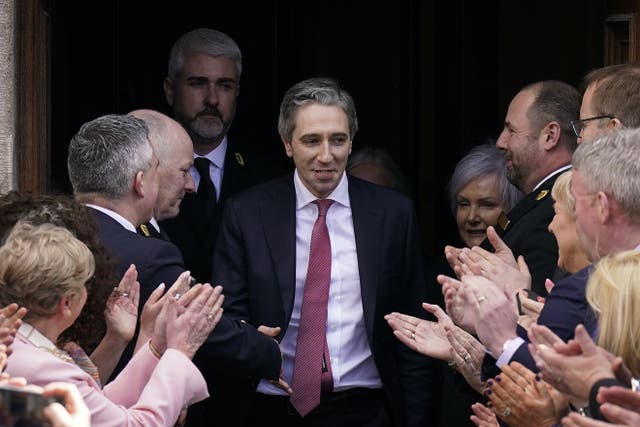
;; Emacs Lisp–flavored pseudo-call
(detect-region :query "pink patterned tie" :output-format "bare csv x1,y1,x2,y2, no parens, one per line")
290,199,335,416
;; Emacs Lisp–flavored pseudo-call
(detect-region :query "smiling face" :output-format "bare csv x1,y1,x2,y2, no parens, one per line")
455,175,505,247
283,104,352,198
495,89,542,193
164,53,239,154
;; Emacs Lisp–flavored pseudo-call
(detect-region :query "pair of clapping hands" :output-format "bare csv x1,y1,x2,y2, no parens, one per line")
471,324,640,427
115,266,225,360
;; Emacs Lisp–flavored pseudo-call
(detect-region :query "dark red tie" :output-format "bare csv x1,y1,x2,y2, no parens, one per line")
290,199,335,416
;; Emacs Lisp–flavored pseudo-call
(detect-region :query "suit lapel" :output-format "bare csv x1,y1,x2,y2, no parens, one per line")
261,175,298,318
499,168,567,236
349,177,384,341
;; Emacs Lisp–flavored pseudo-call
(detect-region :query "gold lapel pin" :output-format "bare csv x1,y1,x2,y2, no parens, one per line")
235,152,245,166
497,212,510,231
535,189,549,201
140,224,151,237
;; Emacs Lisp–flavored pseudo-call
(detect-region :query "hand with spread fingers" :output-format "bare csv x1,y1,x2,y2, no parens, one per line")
459,275,519,358
485,361,568,427
446,324,486,393
385,303,455,360
528,324,615,402
105,264,140,345
437,274,477,334
470,402,499,427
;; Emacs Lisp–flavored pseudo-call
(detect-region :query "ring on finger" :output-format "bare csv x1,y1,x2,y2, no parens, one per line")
477,295,487,303
121,292,129,298
463,353,472,364
502,406,511,418
173,293,181,301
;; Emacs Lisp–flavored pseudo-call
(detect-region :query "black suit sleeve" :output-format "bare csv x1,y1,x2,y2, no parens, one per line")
196,197,282,379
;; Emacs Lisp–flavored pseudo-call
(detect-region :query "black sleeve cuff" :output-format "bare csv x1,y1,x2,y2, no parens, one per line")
589,377,628,420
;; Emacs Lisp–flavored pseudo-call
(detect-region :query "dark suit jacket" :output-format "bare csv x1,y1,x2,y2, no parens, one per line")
90,208,185,380
481,265,597,379
482,170,565,296
160,147,258,284
192,174,436,427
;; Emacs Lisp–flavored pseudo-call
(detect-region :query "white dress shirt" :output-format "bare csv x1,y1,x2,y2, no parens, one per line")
190,137,227,201
258,171,382,395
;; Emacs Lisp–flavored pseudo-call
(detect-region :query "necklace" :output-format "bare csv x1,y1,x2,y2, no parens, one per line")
19,323,74,364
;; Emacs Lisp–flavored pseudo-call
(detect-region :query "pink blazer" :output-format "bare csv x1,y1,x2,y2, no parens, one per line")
6,333,209,427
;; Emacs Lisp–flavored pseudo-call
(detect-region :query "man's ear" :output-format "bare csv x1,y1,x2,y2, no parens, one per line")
133,171,145,197
540,121,561,151
163,78,174,107
281,135,293,158
607,117,624,131
596,191,611,224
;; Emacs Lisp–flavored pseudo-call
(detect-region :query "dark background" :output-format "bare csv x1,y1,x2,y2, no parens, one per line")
49,0,605,255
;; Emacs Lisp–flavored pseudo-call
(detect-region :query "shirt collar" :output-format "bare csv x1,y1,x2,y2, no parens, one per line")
195,136,227,170
293,170,350,210
85,204,137,233
532,164,572,192
18,322,57,351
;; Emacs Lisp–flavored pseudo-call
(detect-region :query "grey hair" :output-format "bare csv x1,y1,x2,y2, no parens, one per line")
67,114,152,199
572,128,640,221
278,77,359,142
448,143,524,214
168,28,242,79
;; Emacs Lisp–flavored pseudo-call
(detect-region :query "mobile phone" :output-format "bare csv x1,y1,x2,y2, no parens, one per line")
0,384,64,427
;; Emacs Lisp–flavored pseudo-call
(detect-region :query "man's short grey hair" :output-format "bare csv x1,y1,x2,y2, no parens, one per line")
278,77,358,142
572,128,640,221
448,143,524,214
67,114,152,199
168,28,242,79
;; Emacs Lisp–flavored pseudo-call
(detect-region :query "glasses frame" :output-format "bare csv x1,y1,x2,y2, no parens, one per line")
570,115,614,138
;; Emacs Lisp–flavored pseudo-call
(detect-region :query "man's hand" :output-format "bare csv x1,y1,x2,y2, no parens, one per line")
529,324,615,401
459,275,518,357
254,323,291,394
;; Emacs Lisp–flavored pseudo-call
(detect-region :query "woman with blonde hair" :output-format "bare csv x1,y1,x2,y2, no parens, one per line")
2,221,223,427
586,249,640,378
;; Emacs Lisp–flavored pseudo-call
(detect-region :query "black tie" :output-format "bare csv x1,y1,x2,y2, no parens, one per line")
194,157,217,215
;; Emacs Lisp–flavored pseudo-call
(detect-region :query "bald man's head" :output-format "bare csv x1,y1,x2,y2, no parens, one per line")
128,109,195,220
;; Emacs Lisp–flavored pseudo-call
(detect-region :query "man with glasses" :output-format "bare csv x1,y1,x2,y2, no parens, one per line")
572,63,640,144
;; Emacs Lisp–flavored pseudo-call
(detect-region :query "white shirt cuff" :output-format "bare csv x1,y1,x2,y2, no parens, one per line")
496,337,525,368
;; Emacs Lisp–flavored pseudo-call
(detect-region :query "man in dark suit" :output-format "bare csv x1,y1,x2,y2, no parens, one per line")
159,28,259,283
195,78,436,426
448,80,581,296
67,114,279,384
67,114,186,379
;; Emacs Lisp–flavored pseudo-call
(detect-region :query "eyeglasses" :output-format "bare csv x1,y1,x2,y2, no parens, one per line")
570,115,614,138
